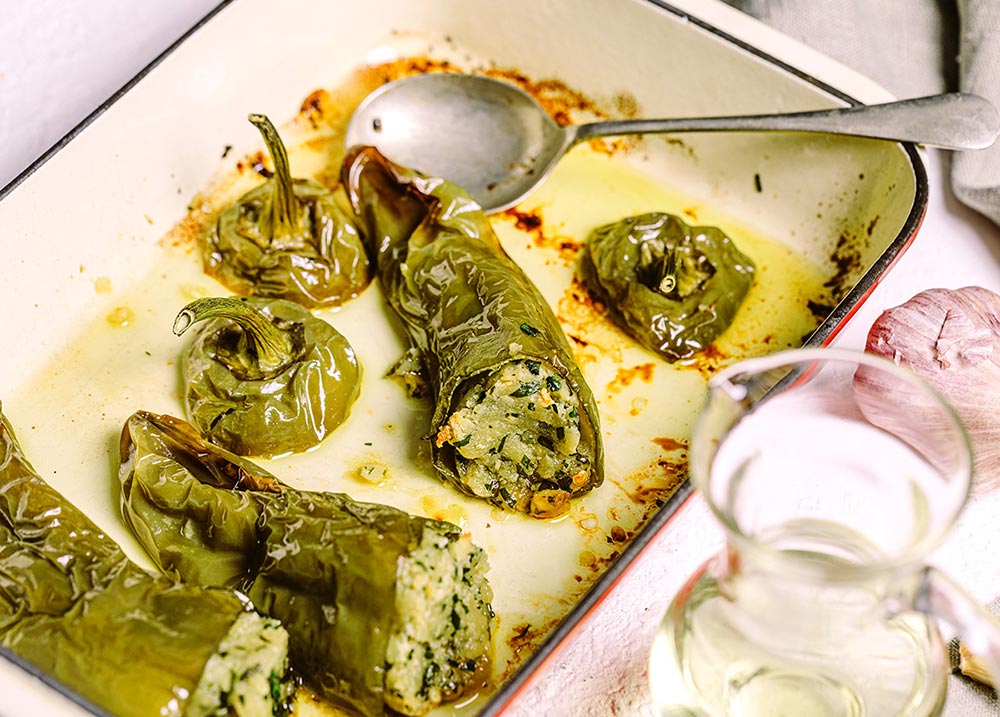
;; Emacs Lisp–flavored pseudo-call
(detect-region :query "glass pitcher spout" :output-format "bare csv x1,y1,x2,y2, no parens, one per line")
651,348,1000,717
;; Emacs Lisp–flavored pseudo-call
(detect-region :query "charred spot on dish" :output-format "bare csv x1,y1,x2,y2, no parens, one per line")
608,363,656,393
508,208,543,232
652,436,687,453
298,88,333,128
627,456,689,508
822,230,865,299
867,215,880,237
249,151,273,179
608,525,629,543
807,299,836,321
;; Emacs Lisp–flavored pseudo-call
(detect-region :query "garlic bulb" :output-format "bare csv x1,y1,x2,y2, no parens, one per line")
865,286,1000,493
959,641,995,687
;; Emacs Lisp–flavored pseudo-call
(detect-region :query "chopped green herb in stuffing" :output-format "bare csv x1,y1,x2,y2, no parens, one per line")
435,360,593,517
512,381,541,398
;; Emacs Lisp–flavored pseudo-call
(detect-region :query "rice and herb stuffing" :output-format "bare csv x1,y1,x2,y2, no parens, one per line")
436,359,594,518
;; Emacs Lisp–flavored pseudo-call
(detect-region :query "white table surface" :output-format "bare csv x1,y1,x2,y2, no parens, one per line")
4,2,1000,717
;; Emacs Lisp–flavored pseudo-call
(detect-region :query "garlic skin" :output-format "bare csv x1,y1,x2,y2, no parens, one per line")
865,286,1000,493
959,641,994,687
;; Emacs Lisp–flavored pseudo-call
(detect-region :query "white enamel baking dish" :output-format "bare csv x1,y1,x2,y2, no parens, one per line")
0,0,925,715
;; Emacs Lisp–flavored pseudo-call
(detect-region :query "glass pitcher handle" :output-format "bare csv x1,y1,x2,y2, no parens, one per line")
915,566,1000,690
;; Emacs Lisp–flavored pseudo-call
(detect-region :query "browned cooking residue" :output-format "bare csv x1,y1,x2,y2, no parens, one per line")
652,436,687,453
807,299,835,322
510,208,543,233
299,88,333,128
585,137,634,156
483,68,642,156
163,213,206,250
483,71,604,128
506,622,549,658
822,229,867,305
557,276,631,365
611,455,688,509
608,525,629,543
498,616,566,682
677,342,730,380
246,150,273,179
313,56,458,127
606,362,656,394
613,92,640,119
502,206,582,265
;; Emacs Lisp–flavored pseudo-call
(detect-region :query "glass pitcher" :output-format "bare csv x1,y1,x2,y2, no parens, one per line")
650,348,1000,717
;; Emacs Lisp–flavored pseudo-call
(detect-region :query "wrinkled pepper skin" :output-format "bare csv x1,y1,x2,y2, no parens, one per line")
176,296,361,458
342,146,603,518
0,408,291,717
119,410,490,717
581,212,756,362
201,114,370,308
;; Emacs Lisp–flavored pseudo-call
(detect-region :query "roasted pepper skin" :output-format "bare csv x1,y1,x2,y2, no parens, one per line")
201,114,369,308
0,408,289,717
342,146,603,517
581,212,756,362
119,410,489,717
177,296,361,458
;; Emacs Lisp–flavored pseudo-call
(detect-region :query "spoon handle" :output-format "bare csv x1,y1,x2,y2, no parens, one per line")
573,93,1000,151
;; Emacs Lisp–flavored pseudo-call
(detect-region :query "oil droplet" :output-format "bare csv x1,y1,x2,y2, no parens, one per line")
489,506,511,523
419,495,469,529
630,397,648,416
578,550,597,568
574,512,600,532
93,276,112,295
178,283,211,302
419,495,436,515
442,504,469,530
351,460,388,485
105,306,134,328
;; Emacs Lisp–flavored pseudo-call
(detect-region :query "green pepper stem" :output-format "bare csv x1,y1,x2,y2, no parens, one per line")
639,241,679,297
174,297,300,377
658,248,678,295
248,114,298,240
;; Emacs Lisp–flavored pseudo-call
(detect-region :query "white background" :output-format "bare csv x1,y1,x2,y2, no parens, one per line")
0,0,219,190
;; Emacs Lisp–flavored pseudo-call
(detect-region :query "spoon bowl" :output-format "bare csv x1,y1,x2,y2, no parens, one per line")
345,73,1000,214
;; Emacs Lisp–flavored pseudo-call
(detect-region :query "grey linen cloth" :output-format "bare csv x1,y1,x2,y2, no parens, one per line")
721,0,1000,227
718,3,1000,713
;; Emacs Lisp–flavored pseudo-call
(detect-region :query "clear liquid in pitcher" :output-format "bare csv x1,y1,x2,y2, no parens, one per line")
650,518,949,717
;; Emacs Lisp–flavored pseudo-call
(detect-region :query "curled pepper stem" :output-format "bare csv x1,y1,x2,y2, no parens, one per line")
639,241,679,297
248,114,298,241
174,297,300,377
658,248,678,295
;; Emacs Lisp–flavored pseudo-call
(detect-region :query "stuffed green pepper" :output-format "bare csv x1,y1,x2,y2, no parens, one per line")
581,212,756,362
118,410,494,717
201,114,369,308
0,407,295,717
174,296,361,457
342,146,603,519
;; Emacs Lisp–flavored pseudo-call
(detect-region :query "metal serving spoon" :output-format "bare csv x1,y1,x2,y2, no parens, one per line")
345,73,1000,214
